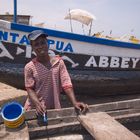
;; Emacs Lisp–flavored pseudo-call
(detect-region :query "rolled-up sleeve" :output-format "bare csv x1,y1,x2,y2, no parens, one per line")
59,59,73,90
24,65,35,89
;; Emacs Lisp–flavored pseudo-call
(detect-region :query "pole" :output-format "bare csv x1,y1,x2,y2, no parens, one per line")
69,9,73,33
88,21,92,36
82,24,85,35
14,0,17,23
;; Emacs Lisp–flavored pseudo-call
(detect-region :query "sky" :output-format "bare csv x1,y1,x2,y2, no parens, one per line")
0,0,140,38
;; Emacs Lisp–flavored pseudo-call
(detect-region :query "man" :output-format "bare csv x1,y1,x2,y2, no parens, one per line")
24,30,88,115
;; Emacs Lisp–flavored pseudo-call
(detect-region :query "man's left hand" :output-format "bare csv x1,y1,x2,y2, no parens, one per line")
74,102,88,113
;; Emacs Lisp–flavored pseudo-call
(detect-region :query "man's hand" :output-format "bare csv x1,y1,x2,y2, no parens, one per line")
26,88,46,115
35,102,46,115
74,102,88,113
64,88,88,113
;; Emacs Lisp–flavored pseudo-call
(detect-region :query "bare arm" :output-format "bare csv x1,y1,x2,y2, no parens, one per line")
59,59,88,112
24,64,46,115
64,87,77,105
26,88,45,115
64,87,88,112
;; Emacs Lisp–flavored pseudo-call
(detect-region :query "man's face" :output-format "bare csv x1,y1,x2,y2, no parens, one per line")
31,36,48,57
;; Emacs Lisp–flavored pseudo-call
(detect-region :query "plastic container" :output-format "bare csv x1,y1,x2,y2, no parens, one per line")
1,102,25,128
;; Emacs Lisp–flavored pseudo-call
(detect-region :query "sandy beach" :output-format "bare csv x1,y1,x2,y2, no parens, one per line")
0,82,27,106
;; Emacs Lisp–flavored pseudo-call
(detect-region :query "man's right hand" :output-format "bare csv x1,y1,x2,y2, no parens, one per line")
26,88,46,115
35,102,46,115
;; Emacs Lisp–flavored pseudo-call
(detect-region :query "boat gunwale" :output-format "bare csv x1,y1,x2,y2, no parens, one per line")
9,22,140,50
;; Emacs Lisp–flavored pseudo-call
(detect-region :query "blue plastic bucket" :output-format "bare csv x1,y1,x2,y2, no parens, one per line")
1,102,24,128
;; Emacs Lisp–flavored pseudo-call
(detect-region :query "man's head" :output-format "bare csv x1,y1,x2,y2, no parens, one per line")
28,30,48,43
28,30,49,57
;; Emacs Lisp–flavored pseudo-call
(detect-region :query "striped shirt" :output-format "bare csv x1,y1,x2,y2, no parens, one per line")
24,56,72,110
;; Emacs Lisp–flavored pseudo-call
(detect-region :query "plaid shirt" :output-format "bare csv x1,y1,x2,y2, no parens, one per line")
24,56,72,110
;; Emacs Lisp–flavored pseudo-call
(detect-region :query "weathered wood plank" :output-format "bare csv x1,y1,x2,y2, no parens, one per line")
115,112,140,123
28,116,78,127
26,98,140,120
26,112,140,133
29,121,82,139
0,98,140,124
115,113,140,134
0,111,139,139
38,134,93,140
78,112,140,140
0,123,29,140
108,108,140,117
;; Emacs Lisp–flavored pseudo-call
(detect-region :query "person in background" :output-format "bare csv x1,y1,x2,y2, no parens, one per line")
24,30,88,115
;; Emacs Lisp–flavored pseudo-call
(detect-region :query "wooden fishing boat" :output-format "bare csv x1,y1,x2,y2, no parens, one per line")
0,19,140,95
0,98,140,139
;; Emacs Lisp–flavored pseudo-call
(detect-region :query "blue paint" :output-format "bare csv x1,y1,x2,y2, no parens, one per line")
14,0,17,23
0,30,30,45
48,39,73,52
63,43,73,52
0,30,73,52
0,31,8,41
19,35,29,44
11,22,140,50
10,32,19,43
2,102,23,120
47,39,55,49
56,41,64,50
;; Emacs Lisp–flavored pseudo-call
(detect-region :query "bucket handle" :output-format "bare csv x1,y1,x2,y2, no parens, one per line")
22,107,24,113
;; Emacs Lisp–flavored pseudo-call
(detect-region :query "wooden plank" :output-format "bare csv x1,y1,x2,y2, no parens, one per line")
41,134,93,140
25,98,140,120
0,111,139,139
115,113,140,132
1,98,140,124
78,112,140,140
108,108,140,117
29,121,82,139
0,123,29,140
27,112,140,139
28,116,77,127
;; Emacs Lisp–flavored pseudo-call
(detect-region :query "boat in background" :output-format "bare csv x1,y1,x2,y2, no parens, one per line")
0,19,140,96
93,31,140,44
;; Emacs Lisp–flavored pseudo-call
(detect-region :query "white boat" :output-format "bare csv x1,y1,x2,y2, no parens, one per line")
0,19,140,95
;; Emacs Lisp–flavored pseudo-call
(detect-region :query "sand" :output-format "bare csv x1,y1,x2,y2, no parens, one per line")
0,82,27,106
